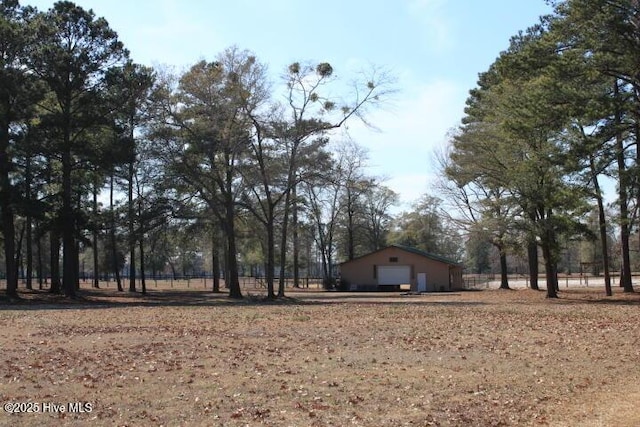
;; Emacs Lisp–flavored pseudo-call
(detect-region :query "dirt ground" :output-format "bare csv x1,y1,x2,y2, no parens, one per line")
1,285,639,426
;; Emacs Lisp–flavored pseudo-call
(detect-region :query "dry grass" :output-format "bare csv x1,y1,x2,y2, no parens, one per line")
1,285,640,426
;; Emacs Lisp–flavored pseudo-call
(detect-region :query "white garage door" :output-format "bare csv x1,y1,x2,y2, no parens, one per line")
377,265,411,285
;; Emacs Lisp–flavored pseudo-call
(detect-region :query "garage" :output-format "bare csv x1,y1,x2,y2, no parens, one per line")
377,265,411,285
339,244,464,292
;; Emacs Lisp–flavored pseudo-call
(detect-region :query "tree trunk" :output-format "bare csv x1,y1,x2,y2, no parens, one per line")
92,180,100,288
542,245,558,298
637,117,640,281
211,227,220,293
614,81,633,292
128,159,136,292
111,230,122,291
317,225,330,287
541,225,558,298
590,156,612,296
1,192,18,298
15,223,25,286
110,174,123,292
278,145,302,298
74,238,80,292
347,187,355,261
224,191,242,299
266,208,276,299
139,237,146,294
62,149,77,297
327,232,335,283
498,247,510,289
616,158,633,293
292,183,300,288
36,221,43,290
25,155,33,290
168,261,177,280
135,194,146,294
0,97,19,298
50,230,61,294
278,191,292,298
74,192,83,291
321,249,329,287
527,241,539,290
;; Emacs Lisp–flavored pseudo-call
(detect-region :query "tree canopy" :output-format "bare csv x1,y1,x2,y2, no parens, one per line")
4,0,639,301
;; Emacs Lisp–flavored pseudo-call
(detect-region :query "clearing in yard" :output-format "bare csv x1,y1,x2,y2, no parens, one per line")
0,286,639,426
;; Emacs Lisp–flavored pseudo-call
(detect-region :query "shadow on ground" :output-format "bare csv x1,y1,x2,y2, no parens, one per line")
0,288,490,310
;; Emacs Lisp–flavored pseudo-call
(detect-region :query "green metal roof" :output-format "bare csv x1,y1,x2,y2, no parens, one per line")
340,244,463,267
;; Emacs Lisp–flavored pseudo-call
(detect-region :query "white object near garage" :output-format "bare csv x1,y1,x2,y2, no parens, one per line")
417,272,427,292
377,265,411,285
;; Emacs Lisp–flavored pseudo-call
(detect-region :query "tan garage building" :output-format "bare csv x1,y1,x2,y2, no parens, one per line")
339,244,463,292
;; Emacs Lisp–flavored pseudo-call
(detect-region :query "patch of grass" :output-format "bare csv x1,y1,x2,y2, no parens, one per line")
243,311,266,321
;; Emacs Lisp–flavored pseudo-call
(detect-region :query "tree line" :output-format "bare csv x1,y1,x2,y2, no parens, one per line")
1,0,467,300
442,0,640,298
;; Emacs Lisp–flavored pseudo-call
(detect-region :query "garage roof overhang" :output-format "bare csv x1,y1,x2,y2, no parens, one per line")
339,244,462,267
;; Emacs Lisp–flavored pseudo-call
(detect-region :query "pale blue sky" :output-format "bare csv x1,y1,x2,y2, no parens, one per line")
26,0,554,209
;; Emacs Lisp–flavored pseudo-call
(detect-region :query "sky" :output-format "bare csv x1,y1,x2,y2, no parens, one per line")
26,0,554,211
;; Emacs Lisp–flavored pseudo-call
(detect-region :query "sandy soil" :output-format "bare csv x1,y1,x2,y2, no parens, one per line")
1,285,639,426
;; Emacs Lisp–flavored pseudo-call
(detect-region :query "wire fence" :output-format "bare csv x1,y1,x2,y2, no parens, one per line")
1,274,631,293
462,273,631,290
0,276,327,291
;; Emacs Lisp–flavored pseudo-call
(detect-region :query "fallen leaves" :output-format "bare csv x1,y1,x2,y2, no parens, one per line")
1,287,640,426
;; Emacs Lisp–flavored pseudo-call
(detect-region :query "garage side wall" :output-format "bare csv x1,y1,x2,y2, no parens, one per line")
450,266,464,290
339,247,453,291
